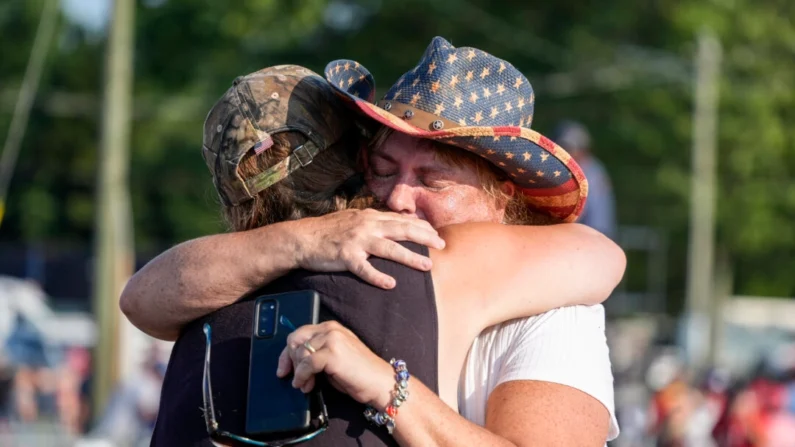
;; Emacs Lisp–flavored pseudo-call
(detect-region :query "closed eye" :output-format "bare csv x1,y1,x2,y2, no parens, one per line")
420,177,449,190
371,170,396,179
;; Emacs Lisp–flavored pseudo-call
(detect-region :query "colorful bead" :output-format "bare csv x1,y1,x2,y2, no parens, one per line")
364,407,377,422
364,359,410,436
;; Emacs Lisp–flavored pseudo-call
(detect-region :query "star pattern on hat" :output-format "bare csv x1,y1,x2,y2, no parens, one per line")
324,37,585,220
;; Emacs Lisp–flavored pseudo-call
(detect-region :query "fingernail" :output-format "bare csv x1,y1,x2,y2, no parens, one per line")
292,379,299,388
422,259,432,270
276,365,284,376
384,278,396,288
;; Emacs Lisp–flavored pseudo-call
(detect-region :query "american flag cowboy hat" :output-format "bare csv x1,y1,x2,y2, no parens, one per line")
325,36,588,223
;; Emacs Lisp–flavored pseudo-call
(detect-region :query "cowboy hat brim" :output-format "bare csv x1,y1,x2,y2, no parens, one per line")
324,59,588,223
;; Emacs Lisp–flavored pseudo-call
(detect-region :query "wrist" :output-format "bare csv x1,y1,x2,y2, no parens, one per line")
253,221,302,276
364,359,412,435
368,360,401,411
278,218,311,271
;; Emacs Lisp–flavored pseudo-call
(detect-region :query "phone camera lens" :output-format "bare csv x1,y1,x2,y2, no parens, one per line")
258,301,277,338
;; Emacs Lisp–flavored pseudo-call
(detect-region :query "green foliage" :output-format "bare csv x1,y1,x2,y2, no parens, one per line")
1,0,793,304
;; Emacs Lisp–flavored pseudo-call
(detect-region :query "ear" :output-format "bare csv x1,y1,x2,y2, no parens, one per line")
494,180,515,219
500,180,516,198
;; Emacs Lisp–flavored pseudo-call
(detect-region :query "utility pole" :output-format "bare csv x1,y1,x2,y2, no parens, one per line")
685,30,722,368
710,249,732,366
92,0,136,418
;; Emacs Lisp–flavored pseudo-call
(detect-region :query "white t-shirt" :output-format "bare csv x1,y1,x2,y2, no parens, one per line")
458,304,620,441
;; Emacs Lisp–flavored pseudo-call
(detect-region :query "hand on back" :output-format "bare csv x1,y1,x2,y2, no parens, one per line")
292,209,445,289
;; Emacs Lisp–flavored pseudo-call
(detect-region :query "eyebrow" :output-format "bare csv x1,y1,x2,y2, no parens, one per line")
370,146,457,175
417,165,455,176
370,151,453,175
370,149,397,164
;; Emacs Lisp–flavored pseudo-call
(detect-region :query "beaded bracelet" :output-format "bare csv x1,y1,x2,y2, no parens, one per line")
364,358,410,434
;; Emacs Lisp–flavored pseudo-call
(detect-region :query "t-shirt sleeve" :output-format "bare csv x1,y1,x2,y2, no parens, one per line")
496,305,619,441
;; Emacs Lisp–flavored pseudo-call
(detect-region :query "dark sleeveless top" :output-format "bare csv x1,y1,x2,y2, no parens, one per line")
150,242,438,447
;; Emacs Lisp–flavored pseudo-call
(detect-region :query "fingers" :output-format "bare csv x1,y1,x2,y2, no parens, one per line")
368,239,433,272
280,324,329,383
293,350,328,393
291,331,329,391
284,325,323,371
276,347,293,378
280,321,356,392
379,219,446,250
345,256,396,289
363,209,445,250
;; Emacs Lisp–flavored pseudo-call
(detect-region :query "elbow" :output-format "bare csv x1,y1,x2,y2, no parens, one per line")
602,235,627,293
119,279,138,323
597,234,626,300
119,277,151,333
119,276,178,341
573,224,626,304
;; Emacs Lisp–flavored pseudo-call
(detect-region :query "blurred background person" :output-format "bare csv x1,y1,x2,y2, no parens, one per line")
552,120,617,240
5,313,51,424
84,343,165,447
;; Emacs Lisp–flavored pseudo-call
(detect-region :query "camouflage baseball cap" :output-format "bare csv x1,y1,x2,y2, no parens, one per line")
202,65,357,206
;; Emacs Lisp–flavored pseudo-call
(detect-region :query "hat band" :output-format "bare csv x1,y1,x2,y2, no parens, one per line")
375,100,460,132
243,140,322,200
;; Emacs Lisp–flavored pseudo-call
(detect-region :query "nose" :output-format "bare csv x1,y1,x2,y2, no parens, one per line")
384,182,417,216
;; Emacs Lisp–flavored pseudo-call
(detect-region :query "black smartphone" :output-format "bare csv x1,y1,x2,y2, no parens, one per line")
246,290,321,436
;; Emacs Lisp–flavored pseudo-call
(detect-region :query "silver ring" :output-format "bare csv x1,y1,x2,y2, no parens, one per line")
303,340,317,354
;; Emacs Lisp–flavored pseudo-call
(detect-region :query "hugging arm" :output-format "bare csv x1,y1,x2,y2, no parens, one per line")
279,307,614,446
431,222,625,334
120,210,444,340
395,307,614,446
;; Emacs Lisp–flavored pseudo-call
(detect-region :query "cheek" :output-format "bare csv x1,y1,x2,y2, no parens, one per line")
417,195,459,223
416,188,497,226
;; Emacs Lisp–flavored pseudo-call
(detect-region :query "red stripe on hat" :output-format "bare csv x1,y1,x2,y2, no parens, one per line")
571,194,586,220
492,126,521,136
537,135,555,151
519,178,578,197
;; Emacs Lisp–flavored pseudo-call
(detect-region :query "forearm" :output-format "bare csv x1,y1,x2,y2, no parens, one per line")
485,224,623,324
384,380,516,447
120,223,300,340
434,222,625,331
